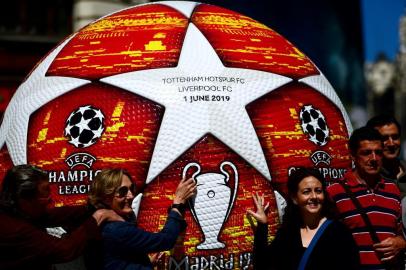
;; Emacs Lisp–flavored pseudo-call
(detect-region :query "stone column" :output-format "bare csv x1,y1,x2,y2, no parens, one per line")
365,54,395,117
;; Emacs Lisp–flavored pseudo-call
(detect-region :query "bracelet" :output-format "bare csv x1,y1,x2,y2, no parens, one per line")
168,203,186,215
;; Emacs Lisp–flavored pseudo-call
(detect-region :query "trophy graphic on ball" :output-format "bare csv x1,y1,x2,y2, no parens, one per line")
183,161,239,250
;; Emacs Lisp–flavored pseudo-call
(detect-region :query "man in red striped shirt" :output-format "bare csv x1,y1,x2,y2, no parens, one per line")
327,127,406,269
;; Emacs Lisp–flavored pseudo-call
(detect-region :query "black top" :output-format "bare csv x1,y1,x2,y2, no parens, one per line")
381,159,406,198
254,220,360,270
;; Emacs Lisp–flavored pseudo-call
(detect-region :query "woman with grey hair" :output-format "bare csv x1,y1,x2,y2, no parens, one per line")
0,164,122,270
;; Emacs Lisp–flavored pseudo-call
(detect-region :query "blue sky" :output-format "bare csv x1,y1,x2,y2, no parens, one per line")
361,0,406,62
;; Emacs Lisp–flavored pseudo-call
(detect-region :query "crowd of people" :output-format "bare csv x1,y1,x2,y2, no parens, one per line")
0,165,197,270
0,114,405,270
249,114,406,270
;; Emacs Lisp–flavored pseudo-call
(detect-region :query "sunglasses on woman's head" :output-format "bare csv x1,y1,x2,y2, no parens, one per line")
115,183,136,198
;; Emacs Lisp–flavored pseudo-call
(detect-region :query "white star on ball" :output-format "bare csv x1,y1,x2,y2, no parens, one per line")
101,23,293,184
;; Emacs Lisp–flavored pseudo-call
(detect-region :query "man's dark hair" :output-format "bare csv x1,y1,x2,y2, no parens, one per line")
366,114,401,136
348,127,383,154
0,165,48,213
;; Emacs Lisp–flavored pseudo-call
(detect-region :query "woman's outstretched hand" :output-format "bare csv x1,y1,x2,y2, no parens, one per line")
247,192,269,224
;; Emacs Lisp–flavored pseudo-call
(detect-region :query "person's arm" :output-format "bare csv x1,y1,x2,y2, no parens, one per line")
374,191,406,262
103,178,196,254
43,205,124,232
253,222,269,269
104,210,186,254
43,205,90,228
39,208,122,263
12,215,101,264
246,192,272,269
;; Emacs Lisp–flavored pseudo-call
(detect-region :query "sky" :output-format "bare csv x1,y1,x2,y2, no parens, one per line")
361,0,406,62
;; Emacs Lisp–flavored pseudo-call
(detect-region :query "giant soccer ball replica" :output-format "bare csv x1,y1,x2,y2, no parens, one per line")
0,1,352,268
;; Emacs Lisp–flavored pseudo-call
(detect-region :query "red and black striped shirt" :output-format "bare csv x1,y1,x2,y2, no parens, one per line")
327,172,402,270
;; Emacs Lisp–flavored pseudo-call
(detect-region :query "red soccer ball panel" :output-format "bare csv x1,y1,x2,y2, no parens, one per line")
46,4,189,80
248,83,351,195
192,4,319,79
26,83,164,206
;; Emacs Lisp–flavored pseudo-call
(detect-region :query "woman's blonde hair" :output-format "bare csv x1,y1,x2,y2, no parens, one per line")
88,168,132,209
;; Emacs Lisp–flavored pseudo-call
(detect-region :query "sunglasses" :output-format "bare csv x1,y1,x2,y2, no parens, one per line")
115,183,136,198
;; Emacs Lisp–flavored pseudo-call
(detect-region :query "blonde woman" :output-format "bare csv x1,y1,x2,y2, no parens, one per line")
88,168,196,270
